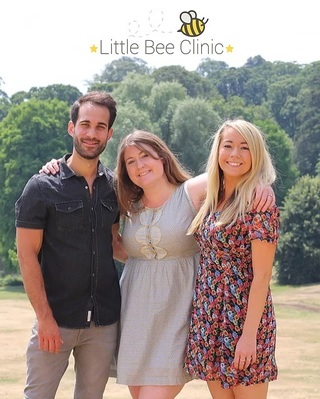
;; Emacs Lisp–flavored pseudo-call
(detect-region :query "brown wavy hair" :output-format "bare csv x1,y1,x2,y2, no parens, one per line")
115,130,192,214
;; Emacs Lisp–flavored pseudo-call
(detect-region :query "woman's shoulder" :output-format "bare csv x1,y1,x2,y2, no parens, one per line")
185,173,207,211
246,205,280,241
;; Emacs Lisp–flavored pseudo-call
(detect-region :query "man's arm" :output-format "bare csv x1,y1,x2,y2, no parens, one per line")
16,228,63,353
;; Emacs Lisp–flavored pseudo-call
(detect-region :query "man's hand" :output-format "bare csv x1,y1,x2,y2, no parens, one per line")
37,316,64,353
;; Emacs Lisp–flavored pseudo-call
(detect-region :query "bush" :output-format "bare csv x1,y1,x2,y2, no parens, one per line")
276,175,320,285
0,274,23,287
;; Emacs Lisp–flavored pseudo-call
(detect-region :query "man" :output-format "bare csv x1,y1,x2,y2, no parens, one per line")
15,91,122,399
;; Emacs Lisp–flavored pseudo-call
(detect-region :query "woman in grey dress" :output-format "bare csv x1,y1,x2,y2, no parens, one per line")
114,130,205,399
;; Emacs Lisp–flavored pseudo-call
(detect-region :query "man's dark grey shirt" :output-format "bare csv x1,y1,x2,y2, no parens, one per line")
15,155,121,328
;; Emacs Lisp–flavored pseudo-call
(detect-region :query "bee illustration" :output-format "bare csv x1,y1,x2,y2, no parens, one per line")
178,10,208,37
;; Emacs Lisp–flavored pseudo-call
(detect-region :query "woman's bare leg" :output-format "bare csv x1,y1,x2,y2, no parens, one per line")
207,381,235,399
128,386,140,399
233,381,269,399
128,384,184,399
207,380,269,399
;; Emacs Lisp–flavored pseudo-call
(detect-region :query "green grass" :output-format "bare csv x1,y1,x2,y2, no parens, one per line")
1,283,319,399
0,286,27,300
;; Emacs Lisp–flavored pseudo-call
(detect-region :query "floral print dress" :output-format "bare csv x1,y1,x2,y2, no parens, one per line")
184,207,280,388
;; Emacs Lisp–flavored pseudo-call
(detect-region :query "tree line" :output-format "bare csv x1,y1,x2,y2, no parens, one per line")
0,55,319,285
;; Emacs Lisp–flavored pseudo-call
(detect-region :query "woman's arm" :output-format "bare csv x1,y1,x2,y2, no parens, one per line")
253,185,275,212
39,159,61,174
233,239,276,370
186,173,275,212
186,173,208,211
112,223,128,263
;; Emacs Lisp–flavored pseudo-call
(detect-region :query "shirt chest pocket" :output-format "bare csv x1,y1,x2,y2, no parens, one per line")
55,201,85,232
100,199,118,229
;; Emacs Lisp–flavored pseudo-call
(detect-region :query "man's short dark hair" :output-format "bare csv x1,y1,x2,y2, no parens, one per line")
70,91,117,128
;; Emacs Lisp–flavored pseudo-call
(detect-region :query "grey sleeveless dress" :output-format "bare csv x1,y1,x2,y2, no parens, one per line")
116,182,199,385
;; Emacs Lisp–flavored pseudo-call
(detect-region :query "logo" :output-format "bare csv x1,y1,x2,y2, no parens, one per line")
90,9,233,59
178,10,208,37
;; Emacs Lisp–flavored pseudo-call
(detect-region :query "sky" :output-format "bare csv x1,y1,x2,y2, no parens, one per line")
1,0,319,96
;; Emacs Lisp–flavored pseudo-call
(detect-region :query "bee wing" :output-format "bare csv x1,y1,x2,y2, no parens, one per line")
188,10,197,19
180,11,192,24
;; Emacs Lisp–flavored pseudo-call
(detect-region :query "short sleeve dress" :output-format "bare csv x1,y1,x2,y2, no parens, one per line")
116,182,200,385
184,207,280,388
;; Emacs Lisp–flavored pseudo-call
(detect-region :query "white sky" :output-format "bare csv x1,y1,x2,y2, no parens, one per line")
1,0,319,96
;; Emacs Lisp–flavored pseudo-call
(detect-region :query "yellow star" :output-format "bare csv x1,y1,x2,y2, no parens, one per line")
226,44,234,53
90,44,98,53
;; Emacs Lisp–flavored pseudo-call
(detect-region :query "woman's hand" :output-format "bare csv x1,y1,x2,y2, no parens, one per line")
233,334,257,371
253,185,275,212
39,159,61,175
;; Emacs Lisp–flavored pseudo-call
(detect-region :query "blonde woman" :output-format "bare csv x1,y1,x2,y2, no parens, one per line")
185,120,280,399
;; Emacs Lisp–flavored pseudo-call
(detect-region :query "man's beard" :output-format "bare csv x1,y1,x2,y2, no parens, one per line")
73,136,107,159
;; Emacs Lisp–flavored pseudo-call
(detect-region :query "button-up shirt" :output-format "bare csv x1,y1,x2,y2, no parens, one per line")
15,155,121,328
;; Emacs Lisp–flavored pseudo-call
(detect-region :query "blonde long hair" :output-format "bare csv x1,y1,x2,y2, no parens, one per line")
115,130,192,214
189,119,276,232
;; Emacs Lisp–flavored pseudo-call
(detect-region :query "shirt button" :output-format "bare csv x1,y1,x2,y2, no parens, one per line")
85,186,88,190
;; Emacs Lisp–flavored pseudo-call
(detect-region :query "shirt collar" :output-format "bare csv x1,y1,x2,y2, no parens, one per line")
60,154,108,180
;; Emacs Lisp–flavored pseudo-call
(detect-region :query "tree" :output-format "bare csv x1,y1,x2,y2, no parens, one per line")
267,76,303,138
243,77,268,105
295,117,320,176
147,81,187,143
244,55,268,68
102,102,158,170
170,98,221,174
10,84,83,106
276,175,320,285
10,91,29,105
86,82,120,93
316,158,320,176
295,61,320,176
151,65,211,98
112,73,154,109
216,67,252,99
256,120,299,205
196,58,229,79
90,57,150,84
0,96,11,122
148,81,187,121
209,96,272,124
0,80,11,121
0,99,70,271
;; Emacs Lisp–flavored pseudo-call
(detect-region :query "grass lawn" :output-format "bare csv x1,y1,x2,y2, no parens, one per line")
0,283,319,399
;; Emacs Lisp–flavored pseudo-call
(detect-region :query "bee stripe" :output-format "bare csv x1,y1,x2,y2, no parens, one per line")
191,19,201,35
181,19,205,36
185,23,194,36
